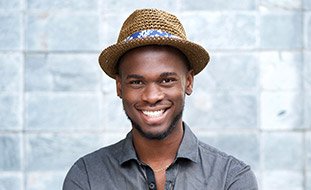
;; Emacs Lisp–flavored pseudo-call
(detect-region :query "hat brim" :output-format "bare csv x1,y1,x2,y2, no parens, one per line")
99,37,210,79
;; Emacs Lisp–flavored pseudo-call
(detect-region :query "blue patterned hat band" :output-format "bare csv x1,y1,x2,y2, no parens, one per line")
124,29,181,42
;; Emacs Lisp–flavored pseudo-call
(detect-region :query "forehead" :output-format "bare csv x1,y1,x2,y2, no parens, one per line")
118,45,189,76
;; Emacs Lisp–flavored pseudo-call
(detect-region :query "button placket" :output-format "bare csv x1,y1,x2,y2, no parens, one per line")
149,182,156,190
145,165,157,190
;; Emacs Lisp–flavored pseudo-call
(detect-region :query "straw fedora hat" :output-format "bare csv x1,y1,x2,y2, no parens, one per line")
99,8,210,79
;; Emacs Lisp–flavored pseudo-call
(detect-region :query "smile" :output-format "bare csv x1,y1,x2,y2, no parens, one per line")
142,109,165,118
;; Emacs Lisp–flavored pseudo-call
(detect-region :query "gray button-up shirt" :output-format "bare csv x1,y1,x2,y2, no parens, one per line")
63,124,258,190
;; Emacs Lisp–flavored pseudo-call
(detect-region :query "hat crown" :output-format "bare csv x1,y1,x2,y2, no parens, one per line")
117,9,187,42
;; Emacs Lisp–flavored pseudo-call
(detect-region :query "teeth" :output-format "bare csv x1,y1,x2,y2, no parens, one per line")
142,110,164,118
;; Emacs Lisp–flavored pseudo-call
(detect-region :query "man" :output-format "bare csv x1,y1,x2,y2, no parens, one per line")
63,9,258,190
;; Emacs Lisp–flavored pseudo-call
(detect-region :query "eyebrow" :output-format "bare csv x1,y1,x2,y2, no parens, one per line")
126,74,144,79
160,72,178,78
125,72,178,80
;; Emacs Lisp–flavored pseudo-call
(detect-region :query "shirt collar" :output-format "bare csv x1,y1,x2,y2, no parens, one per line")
118,131,138,165
118,122,199,165
176,123,199,163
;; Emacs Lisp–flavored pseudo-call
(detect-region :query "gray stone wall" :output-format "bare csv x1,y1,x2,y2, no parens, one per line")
0,0,310,189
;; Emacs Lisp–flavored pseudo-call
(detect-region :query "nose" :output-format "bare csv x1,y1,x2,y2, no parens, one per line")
141,83,164,105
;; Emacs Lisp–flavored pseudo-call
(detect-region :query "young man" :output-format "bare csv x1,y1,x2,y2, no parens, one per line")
63,9,258,190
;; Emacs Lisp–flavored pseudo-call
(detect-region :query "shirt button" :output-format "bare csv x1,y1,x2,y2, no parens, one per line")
149,182,156,189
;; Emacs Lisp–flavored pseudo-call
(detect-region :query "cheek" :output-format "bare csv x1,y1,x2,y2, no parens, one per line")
121,88,141,105
165,88,186,101
121,95,136,116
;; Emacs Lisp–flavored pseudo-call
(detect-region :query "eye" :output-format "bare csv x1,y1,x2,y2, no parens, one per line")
161,78,176,84
129,80,144,86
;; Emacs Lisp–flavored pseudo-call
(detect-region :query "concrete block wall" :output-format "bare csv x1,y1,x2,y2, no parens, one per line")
0,0,310,189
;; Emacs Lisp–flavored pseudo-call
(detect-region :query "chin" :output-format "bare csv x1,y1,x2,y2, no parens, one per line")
135,126,173,140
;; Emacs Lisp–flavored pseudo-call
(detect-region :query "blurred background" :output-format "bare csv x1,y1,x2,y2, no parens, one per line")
0,0,310,189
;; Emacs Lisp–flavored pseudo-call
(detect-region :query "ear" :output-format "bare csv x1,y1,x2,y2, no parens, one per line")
116,75,122,98
185,70,194,96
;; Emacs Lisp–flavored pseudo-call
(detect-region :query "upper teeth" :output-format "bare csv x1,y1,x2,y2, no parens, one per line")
142,110,164,117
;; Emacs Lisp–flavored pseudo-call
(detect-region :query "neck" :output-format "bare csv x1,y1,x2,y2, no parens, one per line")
132,122,184,167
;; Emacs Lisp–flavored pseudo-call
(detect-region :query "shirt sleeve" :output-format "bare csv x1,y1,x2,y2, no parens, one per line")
63,158,91,190
225,158,258,190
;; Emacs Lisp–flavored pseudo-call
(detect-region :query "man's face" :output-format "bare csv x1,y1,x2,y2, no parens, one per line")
116,46,194,140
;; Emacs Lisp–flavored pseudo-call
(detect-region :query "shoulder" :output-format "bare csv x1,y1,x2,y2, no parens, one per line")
197,140,242,164
197,139,249,171
196,140,258,189
67,138,125,175
79,138,125,165
63,139,126,189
